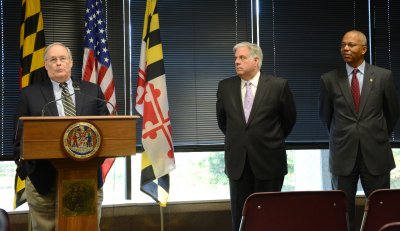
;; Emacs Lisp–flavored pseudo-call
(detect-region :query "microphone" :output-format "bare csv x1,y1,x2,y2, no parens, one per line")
73,82,117,115
41,91,76,116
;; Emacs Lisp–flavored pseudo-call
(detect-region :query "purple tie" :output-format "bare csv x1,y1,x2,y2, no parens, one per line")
244,81,254,122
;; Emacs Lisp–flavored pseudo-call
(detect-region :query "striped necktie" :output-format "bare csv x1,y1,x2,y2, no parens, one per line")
60,82,76,116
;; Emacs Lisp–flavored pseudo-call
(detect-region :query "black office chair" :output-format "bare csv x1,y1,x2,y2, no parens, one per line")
0,208,10,231
239,190,349,231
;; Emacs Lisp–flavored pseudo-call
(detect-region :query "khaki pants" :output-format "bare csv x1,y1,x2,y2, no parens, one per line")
26,177,103,231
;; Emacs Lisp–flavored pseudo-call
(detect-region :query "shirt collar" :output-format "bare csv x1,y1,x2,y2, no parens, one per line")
346,61,366,76
241,71,261,89
51,78,73,90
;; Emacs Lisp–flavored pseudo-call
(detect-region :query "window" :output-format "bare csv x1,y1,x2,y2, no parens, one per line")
258,0,400,143
1,0,400,212
130,0,251,148
258,0,369,143
1,0,20,160
2,149,400,211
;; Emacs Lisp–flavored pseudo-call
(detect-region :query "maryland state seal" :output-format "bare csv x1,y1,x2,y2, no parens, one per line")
62,121,101,161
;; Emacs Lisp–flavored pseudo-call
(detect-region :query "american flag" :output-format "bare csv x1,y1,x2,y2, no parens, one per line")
82,0,116,113
82,0,116,183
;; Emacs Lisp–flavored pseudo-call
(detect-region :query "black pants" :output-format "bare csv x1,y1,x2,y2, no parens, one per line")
229,156,284,231
331,149,390,231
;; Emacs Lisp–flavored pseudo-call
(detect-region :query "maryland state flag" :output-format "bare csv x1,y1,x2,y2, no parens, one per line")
14,0,47,208
135,0,175,207
19,0,47,87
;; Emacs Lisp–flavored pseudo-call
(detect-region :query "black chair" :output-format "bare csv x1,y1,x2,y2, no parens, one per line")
361,189,400,231
0,208,10,231
239,190,349,231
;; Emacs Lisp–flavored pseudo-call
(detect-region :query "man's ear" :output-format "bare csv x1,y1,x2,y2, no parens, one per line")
362,46,368,55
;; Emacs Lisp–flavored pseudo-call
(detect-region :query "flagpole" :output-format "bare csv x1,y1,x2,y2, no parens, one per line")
160,206,164,231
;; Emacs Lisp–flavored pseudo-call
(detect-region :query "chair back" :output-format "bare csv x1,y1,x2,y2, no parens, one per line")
0,208,10,231
379,222,400,231
239,190,348,231
361,189,400,231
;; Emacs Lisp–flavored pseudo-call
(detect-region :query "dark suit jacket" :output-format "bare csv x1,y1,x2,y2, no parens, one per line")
319,63,400,176
13,79,109,195
216,73,296,180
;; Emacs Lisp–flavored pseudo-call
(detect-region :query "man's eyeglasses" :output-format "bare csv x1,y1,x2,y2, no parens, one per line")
45,56,69,64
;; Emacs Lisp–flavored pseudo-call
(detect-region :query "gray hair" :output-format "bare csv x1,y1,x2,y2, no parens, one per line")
233,42,263,69
44,42,73,61
345,30,368,46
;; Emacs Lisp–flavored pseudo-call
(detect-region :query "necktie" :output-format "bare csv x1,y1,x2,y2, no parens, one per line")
60,83,76,116
351,68,360,113
244,81,254,122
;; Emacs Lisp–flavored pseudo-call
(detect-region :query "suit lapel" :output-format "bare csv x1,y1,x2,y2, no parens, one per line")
338,68,357,115
75,85,83,116
40,81,59,116
231,77,246,123
358,64,374,116
246,74,269,124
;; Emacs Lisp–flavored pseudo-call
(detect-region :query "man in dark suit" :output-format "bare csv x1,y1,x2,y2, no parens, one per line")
319,30,399,231
13,42,109,231
216,42,296,231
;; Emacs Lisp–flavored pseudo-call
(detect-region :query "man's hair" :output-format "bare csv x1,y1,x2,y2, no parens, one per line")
233,42,263,69
44,42,73,61
345,30,368,46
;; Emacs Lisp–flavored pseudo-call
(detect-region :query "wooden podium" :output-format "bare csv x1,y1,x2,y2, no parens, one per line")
19,115,138,231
